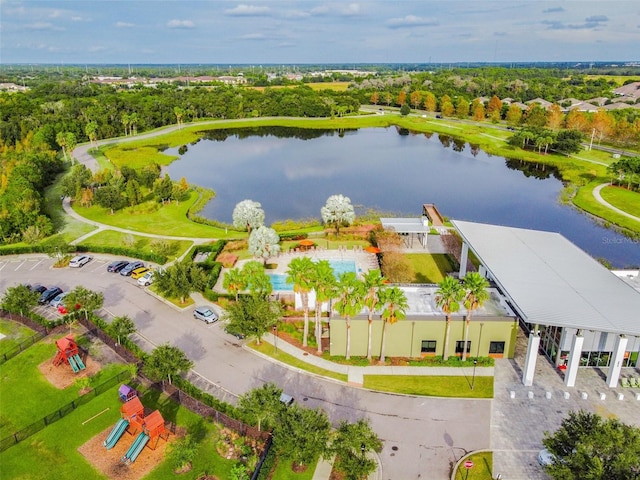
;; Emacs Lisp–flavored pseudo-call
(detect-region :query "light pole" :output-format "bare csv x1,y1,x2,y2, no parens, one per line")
273,325,278,354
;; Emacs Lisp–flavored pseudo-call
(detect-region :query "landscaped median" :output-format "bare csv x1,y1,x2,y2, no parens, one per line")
248,334,494,399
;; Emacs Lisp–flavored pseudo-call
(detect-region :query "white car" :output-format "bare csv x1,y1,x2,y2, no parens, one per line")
137,270,154,286
538,448,555,466
69,255,92,268
193,305,218,324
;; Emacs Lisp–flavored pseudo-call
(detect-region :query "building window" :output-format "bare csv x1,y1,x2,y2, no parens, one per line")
489,341,505,354
421,340,436,353
455,341,471,354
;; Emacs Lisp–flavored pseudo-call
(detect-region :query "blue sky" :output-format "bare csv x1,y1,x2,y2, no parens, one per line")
1,1,639,64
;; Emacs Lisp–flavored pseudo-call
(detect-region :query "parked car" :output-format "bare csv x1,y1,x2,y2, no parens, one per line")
435,114,443,119
225,325,245,340
279,393,295,406
30,284,47,294
130,267,150,279
538,448,555,466
58,302,80,315
193,305,218,324
120,261,144,276
137,270,155,286
107,260,129,273
39,286,63,305
69,254,92,268
49,291,68,308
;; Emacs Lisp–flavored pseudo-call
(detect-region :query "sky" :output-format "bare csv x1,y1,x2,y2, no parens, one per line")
1,1,639,65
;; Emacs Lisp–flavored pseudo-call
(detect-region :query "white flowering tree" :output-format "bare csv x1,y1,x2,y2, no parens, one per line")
248,226,281,262
232,199,265,233
321,194,356,237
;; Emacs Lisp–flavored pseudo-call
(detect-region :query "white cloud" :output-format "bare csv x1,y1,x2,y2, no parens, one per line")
339,3,361,17
167,19,195,29
116,21,135,28
387,15,438,29
543,7,565,13
25,22,64,31
225,4,270,16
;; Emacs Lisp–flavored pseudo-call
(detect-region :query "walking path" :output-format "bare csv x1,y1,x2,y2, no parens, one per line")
592,183,640,223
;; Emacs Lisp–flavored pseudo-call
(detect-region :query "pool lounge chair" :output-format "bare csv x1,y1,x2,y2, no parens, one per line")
621,377,630,388
629,377,639,388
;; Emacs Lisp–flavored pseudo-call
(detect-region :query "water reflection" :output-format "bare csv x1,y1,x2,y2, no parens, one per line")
165,126,640,267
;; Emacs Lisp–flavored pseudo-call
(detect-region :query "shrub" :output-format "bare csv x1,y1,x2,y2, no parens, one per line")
75,244,168,264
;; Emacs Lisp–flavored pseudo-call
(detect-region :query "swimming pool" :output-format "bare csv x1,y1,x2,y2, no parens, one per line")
268,260,357,291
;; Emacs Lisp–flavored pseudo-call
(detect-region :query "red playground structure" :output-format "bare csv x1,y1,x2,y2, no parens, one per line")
104,389,169,464
52,336,86,373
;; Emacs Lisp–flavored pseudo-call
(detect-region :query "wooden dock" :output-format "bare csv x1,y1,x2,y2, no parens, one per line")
422,203,445,227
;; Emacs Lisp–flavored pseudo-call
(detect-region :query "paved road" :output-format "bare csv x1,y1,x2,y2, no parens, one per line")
1,254,490,480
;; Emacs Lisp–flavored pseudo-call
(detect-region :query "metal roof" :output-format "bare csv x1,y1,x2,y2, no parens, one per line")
451,220,640,336
380,217,430,234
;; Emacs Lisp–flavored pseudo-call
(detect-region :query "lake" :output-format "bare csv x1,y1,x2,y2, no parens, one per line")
165,126,640,268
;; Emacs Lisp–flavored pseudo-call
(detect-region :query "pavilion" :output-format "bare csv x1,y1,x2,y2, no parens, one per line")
451,219,640,388
380,216,430,249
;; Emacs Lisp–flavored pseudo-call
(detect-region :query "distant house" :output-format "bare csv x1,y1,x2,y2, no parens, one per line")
525,98,553,109
613,81,640,100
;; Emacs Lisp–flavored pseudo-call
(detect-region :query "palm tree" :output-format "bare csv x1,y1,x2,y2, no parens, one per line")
362,269,386,361
222,267,246,301
461,272,490,361
334,272,365,360
435,276,465,361
378,286,408,363
286,257,316,347
310,260,337,354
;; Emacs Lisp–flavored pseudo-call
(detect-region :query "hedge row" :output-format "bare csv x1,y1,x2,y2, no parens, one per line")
0,244,50,256
75,244,168,264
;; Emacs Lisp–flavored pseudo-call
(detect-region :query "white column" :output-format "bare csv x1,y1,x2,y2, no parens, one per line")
564,333,584,387
479,265,487,277
606,335,628,388
523,331,540,386
459,242,469,278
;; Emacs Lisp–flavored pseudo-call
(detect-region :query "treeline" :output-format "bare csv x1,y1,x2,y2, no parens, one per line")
0,140,63,243
608,156,640,191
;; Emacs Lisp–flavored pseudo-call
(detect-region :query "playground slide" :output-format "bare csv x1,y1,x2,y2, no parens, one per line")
103,418,129,449
73,354,86,370
122,432,149,464
68,355,79,373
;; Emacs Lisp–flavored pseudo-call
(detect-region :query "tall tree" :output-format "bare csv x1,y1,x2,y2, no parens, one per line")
248,225,281,262
455,97,469,118
362,269,386,361
224,295,281,345
108,315,137,345
237,383,284,431
85,121,99,151
242,260,273,299
223,267,247,301
334,272,365,360
440,95,454,117
546,104,564,131
423,92,437,112
143,343,193,385
310,259,337,354
435,276,464,361
56,131,69,161
329,419,383,480
505,104,523,126
286,256,316,347
153,260,207,304
543,410,640,480
461,272,490,361
321,194,356,237
232,199,265,233
274,405,332,471
0,284,39,317
378,286,408,363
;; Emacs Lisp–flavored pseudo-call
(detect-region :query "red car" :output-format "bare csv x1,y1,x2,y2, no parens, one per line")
58,303,80,314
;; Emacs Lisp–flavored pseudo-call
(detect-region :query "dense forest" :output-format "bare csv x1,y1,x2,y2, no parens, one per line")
1,66,639,245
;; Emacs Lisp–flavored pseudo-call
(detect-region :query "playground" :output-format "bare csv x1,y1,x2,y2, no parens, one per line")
38,335,102,389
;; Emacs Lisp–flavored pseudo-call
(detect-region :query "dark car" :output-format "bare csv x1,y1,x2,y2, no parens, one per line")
30,284,47,294
39,286,63,305
225,325,245,340
435,114,443,119
107,260,129,273
119,261,144,276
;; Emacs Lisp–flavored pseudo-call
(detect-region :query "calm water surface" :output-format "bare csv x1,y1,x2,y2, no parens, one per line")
165,127,639,268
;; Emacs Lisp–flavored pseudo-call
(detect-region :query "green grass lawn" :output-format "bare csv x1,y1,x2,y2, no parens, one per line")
363,375,494,398
573,182,640,236
600,185,640,218
73,190,240,238
270,455,319,480
454,452,493,480
0,340,129,437
405,253,455,283
249,341,348,383
0,319,36,356
77,229,194,260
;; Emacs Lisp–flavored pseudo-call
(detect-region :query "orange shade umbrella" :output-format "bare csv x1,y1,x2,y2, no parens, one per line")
299,239,315,247
365,246,381,254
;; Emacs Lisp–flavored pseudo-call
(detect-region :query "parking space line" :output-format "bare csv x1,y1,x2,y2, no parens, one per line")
90,263,105,273
14,261,26,271
30,259,44,270
0,262,7,272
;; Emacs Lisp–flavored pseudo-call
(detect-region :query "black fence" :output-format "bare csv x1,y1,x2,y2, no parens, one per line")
0,330,46,364
0,369,132,452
